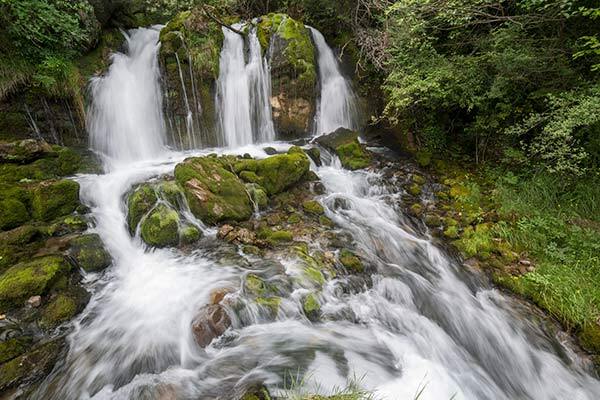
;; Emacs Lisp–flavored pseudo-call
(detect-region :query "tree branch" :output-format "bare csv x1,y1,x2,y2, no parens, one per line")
202,5,245,36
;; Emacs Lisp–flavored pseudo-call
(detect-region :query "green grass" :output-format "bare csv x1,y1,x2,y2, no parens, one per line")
484,169,600,350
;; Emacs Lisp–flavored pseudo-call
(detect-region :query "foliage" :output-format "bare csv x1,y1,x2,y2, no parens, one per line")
380,0,600,170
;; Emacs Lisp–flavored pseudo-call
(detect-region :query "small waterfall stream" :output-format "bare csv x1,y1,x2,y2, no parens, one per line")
28,26,600,400
87,27,166,167
310,27,360,135
216,25,275,147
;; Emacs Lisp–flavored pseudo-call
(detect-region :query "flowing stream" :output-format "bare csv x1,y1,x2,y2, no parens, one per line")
31,27,600,400
310,27,359,136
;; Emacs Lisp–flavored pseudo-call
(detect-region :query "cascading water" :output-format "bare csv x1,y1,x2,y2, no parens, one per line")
310,27,360,135
30,24,600,400
216,25,276,147
87,27,166,167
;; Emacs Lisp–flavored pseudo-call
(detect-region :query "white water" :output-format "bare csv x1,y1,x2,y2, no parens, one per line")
30,27,600,400
87,27,166,168
216,26,276,147
310,27,360,136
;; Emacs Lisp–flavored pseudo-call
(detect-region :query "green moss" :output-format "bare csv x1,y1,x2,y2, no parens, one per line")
180,224,201,244
40,294,77,328
415,150,432,167
140,204,180,247
409,203,423,216
454,223,495,259
157,180,184,207
303,292,321,319
0,256,69,309
336,141,371,170
256,296,281,314
0,198,29,231
127,184,158,233
444,225,460,239
0,340,62,390
339,249,364,273
240,170,261,184
287,213,302,224
258,228,293,245
319,215,334,227
175,157,253,225
254,152,310,195
302,200,325,215
69,233,111,272
0,337,32,364
31,179,80,222
246,183,268,209
408,183,422,197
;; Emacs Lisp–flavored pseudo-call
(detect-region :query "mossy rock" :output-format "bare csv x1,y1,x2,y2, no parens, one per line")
339,249,364,273
409,203,423,217
246,183,268,209
180,224,201,244
303,292,321,320
256,296,281,315
46,214,88,237
408,183,422,197
40,294,78,329
0,256,70,310
444,225,460,239
257,14,317,137
258,228,293,246
31,179,80,222
0,198,30,231
253,150,310,195
0,339,63,391
302,200,325,215
0,337,32,364
316,128,370,170
69,233,111,272
140,204,180,247
127,184,158,234
175,157,253,225
0,139,53,164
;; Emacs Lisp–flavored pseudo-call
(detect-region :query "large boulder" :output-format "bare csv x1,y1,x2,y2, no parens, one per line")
127,183,158,233
31,179,80,222
316,128,371,170
175,157,253,225
234,147,311,195
159,9,224,148
257,14,317,138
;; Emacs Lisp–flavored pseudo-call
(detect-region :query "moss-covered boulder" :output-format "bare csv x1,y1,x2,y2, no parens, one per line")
316,128,371,170
175,156,253,225
0,139,54,163
127,183,158,233
180,224,201,244
302,200,325,215
68,233,111,272
235,148,311,195
140,204,181,247
303,292,321,320
256,13,317,137
31,179,80,222
159,8,224,148
0,198,30,231
0,256,70,310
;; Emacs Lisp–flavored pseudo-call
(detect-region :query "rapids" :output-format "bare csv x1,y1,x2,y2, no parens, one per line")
30,26,600,400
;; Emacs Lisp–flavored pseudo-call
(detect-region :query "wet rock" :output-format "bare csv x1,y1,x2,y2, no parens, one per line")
302,200,325,215
180,224,201,244
0,339,64,392
303,292,321,321
0,139,53,164
305,147,321,166
316,128,370,170
339,249,364,273
263,146,278,155
68,233,111,272
257,14,317,137
217,225,260,246
175,157,253,225
140,204,180,247
246,183,268,209
191,304,231,347
39,293,78,329
0,256,70,310
31,179,80,222
127,183,158,233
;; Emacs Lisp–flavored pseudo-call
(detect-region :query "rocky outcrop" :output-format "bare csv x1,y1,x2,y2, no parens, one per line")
158,9,224,149
256,14,317,138
315,128,371,170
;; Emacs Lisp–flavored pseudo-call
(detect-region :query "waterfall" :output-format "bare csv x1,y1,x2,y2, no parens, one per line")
87,27,166,166
216,25,275,147
310,27,360,136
